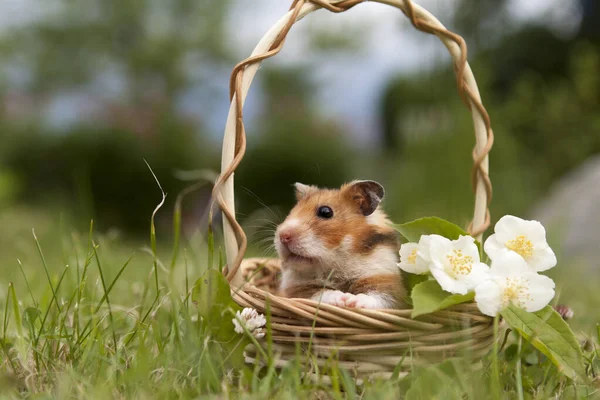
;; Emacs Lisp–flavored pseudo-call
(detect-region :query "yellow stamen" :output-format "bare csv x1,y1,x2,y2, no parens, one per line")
407,249,418,264
506,235,534,258
502,277,531,307
446,249,473,278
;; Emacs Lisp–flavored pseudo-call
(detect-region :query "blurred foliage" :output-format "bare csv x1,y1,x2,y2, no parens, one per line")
0,0,232,95
0,0,598,240
1,117,215,234
379,17,600,226
0,0,233,235
237,68,353,221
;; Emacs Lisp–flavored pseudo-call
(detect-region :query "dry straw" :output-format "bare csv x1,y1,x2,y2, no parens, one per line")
213,0,495,377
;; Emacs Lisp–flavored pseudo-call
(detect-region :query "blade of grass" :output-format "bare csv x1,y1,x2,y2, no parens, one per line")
218,248,224,274
124,294,161,347
145,159,165,298
3,284,11,342
2,284,17,373
34,264,70,347
17,259,37,307
184,249,189,312
75,253,134,346
36,266,71,367
171,181,207,271
8,283,24,339
71,232,82,341
33,229,61,314
391,348,410,380
92,242,117,352
516,334,525,400
491,314,501,399
207,208,214,270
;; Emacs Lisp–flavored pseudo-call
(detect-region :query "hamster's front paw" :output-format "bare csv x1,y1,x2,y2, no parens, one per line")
343,293,381,309
318,290,349,307
317,291,383,309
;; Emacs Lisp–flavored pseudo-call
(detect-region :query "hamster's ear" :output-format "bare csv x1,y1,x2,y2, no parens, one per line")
344,180,385,216
294,182,317,200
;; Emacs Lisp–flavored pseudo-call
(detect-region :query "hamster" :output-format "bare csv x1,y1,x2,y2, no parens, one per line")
274,180,404,309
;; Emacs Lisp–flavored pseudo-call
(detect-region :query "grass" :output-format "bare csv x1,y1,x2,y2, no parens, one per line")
0,203,599,399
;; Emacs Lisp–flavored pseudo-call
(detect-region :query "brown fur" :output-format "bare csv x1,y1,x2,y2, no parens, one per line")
288,184,399,255
345,274,405,306
277,181,404,309
281,281,334,299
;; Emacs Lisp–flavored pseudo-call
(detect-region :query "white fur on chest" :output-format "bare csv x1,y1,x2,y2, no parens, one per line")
280,234,398,290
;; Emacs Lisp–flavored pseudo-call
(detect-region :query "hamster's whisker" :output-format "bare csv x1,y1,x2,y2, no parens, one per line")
240,186,283,221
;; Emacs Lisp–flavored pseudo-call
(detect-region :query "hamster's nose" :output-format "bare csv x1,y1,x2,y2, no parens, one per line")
279,230,295,244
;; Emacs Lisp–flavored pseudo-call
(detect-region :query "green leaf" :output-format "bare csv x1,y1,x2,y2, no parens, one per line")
410,280,474,318
192,269,239,324
192,269,241,340
500,304,587,381
401,271,429,304
394,217,480,251
192,269,247,368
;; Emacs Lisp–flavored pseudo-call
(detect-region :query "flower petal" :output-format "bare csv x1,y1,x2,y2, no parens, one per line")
430,266,468,295
399,243,419,261
483,234,506,260
417,235,433,262
520,219,548,244
527,245,557,272
494,215,529,243
454,235,481,262
427,235,453,265
398,261,429,274
232,316,244,334
475,279,503,317
521,274,556,312
464,262,491,289
489,250,531,277
398,242,430,274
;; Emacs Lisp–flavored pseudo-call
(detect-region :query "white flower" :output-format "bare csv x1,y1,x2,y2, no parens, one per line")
427,235,490,295
232,308,266,338
475,251,555,317
397,236,431,274
484,215,557,272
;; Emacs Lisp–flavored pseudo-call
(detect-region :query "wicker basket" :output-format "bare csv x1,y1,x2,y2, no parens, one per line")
213,0,495,378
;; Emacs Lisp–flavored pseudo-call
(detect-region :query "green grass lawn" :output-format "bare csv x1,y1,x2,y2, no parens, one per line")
0,206,599,399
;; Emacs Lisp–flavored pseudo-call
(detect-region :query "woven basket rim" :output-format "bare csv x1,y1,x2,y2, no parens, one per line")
232,257,497,374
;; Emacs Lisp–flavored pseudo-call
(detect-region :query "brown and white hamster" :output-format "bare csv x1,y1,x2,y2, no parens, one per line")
274,180,404,309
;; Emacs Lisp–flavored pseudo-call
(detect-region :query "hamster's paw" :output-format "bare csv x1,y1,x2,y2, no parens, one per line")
343,293,381,309
318,290,349,307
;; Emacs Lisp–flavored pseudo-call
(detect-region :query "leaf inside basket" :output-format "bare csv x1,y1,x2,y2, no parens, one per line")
410,280,474,318
394,217,481,252
500,304,587,381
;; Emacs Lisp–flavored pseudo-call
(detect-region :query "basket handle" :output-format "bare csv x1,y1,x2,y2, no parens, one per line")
214,0,494,286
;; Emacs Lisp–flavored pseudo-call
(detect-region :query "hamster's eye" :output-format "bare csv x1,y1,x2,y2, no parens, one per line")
317,206,334,219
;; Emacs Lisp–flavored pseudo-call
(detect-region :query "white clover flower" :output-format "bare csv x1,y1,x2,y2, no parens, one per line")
484,215,557,272
397,236,431,274
232,308,267,338
475,251,556,317
427,234,490,295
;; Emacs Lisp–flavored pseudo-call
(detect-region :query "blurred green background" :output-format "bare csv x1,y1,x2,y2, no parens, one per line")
0,0,598,328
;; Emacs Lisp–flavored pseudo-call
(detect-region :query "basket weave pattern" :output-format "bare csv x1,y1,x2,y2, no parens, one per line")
237,258,495,377
214,0,496,376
